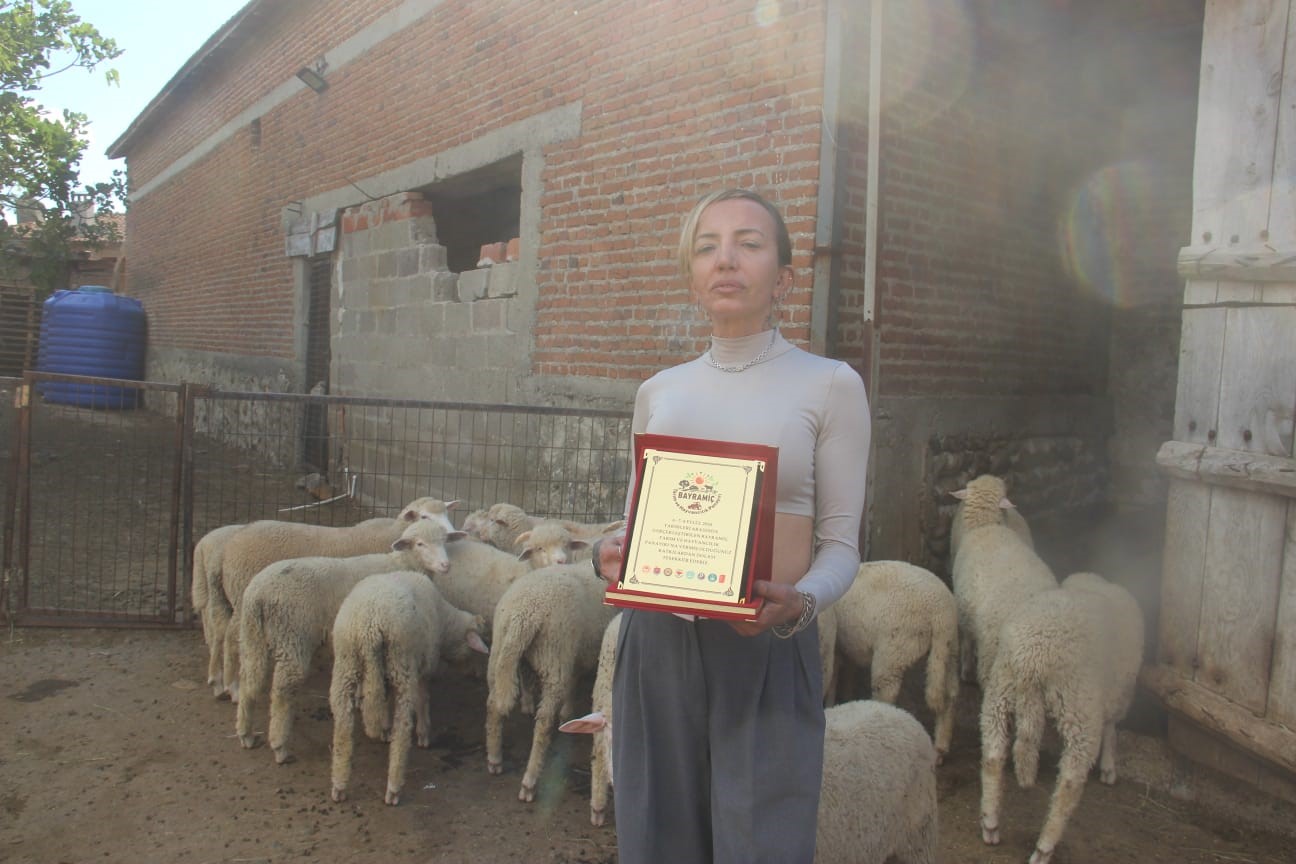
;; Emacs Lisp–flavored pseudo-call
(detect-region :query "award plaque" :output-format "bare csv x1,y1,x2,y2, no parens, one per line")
603,433,778,620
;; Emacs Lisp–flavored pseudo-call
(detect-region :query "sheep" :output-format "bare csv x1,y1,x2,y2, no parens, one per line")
824,561,959,762
210,496,457,701
950,475,1056,688
234,518,464,764
563,696,938,863
473,502,624,556
434,520,587,631
979,572,1144,864
329,570,489,806
485,562,617,802
190,523,245,688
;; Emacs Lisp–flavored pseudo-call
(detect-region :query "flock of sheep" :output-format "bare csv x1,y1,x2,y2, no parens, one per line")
188,474,1143,864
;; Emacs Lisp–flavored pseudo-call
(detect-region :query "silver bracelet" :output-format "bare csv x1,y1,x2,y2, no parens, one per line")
772,590,816,639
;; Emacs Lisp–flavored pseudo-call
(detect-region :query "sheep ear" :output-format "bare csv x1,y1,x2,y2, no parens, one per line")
950,488,969,500
602,520,626,533
514,531,532,548
446,530,468,543
517,548,535,562
466,630,490,655
401,509,419,522
444,499,461,511
999,497,1016,510
569,538,591,551
392,538,413,552
559,712,607,735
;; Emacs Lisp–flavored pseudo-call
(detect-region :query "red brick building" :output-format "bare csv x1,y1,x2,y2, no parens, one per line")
108,0,1203,568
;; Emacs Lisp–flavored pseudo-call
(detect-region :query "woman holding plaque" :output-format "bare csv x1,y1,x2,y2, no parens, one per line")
593,188,871,863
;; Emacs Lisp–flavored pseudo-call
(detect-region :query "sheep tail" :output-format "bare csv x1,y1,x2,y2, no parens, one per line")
360,629,390,741
191,544,209,613
925,604,958,714
486,609,540,718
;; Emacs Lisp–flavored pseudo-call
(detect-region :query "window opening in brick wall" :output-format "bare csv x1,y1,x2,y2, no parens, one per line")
421,155,521,273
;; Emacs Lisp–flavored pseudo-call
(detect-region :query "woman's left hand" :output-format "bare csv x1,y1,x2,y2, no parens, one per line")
729,579,803,637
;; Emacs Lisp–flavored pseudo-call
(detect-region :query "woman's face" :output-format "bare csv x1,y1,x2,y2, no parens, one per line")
689,198,792,338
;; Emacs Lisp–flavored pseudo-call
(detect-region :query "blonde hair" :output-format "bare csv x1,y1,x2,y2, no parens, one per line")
676,189,792,280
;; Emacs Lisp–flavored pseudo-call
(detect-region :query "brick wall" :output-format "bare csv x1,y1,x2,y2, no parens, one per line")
123,0,829,388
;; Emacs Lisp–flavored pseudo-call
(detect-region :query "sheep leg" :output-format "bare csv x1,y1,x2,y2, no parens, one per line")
978,675,1014,845
415,677,432,748
1030,755,1093,864
1030,711,1102,864
1098,720,1118,784
234,656,267,749
385,686,417,806
222,617,241,704
519,680,565,803
589,732,611,827
268,657,307,765
329,672,357,803
206,600,231,697
485,698,508,775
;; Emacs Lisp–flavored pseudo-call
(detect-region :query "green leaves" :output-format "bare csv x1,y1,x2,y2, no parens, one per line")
0,0,124,295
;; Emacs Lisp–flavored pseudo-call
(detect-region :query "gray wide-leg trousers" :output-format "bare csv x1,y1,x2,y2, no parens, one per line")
611,608,825,864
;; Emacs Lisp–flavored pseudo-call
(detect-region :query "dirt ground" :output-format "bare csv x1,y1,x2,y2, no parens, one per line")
2,625,1294,864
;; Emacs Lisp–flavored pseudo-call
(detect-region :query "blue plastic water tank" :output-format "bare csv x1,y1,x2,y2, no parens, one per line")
36,286,146,409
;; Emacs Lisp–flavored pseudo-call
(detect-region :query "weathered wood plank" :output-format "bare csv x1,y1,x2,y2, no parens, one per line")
1271,502,1296,728
1144,663,1296,776
1215,280,1261,304
1271,8,1296,245
1183,278,1218,306
1173,308,1225,444
1198,485,1285,710
1156,441,1296,498
1217,306,1296,455
1158,479,1211,674
1191,0,1286,245
1178,247,1296,284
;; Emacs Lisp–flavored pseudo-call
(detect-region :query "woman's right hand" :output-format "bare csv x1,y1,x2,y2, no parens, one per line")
592,531,626,584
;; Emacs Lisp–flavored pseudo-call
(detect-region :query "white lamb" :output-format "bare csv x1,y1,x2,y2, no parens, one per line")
473,502,624,556
825,561,959,762
190,523,245,687
485,562,617,802
434,521,586,630
210,496,456,701
329,570,489,806
950,475,1056,688
979,571,1144,864
234,518,464,764
563,695,938,863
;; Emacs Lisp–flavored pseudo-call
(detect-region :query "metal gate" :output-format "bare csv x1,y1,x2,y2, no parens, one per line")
0,371,633,628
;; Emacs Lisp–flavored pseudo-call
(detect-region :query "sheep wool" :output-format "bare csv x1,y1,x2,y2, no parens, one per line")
234,518,463,764
191,523,245,684
485,562,617,802
979,572,1144,864
951,475,1057,687
827,560,960,761
329,570,488,806
210,496,455,701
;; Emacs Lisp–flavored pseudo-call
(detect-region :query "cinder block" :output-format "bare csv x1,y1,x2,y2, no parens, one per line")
457,267,491,302
419,243,448,272
396,248,421,278
432,272,459,302
487,261,518,298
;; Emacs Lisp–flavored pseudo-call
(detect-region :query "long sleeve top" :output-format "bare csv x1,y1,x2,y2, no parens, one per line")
627,329,871,612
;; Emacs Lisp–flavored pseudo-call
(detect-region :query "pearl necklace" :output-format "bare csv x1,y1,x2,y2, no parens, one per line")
705,329,778,373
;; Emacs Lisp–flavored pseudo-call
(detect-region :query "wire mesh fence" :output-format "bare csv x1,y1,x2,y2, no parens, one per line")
2,373,633,627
